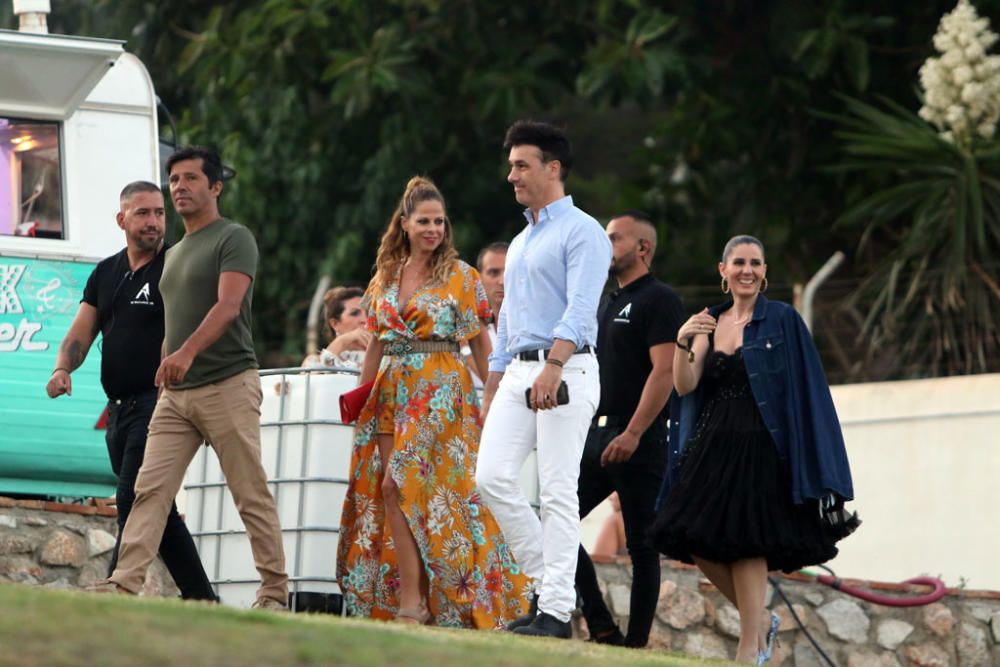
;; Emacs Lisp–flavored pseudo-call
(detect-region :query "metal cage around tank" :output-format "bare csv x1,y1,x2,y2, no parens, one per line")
182,366,540,611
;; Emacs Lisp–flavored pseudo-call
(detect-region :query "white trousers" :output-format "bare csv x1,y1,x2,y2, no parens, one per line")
476,353,600,622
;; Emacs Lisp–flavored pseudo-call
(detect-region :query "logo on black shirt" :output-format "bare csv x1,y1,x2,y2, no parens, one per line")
131,282,153,306
614,302,632,323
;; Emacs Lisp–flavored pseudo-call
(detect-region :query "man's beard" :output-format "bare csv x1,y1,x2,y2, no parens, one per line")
132,231,163,252
608,254,634,277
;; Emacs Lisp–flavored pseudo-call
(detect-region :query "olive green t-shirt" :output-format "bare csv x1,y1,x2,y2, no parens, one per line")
160,218,258,388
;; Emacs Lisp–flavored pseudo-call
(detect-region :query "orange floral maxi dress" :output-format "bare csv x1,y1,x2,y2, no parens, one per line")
336,260,530,628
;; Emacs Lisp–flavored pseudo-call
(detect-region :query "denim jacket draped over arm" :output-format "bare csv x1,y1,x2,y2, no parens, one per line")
659,295,854,509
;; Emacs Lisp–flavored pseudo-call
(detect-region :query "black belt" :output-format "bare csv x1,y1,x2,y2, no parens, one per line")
592,415,627,428
109,388,158,406
515,345,594,362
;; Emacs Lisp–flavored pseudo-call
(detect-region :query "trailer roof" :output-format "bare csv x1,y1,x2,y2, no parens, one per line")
0,29,124,119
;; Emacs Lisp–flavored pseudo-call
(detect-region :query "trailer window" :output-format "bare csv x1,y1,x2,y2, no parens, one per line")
0,117,64,240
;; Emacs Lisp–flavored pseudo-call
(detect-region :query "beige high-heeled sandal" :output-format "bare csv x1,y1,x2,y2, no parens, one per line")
396,598,431,625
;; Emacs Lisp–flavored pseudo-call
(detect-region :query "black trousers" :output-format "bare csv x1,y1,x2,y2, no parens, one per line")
105,391,217,601
575,420,666,647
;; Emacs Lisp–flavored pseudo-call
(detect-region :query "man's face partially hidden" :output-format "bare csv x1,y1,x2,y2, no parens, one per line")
479,249,506,317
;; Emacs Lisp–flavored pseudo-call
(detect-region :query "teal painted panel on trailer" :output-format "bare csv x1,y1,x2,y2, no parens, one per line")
0,256,115,497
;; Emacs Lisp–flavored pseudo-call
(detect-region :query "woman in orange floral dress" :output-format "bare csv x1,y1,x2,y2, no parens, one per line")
337,176,529,628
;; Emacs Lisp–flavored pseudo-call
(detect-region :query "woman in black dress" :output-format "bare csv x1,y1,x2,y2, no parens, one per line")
650,236,857,664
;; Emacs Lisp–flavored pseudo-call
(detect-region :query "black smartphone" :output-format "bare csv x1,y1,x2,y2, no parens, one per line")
525,381,570,408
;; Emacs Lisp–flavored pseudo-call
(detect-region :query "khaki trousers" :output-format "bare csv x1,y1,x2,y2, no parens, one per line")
109,368,287,603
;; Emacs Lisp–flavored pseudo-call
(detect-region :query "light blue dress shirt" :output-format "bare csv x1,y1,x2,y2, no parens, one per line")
488,195,612,373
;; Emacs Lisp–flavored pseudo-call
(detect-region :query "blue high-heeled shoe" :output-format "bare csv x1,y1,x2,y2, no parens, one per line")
756,611,780,664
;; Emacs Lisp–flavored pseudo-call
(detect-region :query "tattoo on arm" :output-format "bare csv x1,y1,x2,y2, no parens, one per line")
62,339,86,372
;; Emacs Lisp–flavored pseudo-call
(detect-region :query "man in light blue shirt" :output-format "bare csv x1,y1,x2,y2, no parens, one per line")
477,120,611,638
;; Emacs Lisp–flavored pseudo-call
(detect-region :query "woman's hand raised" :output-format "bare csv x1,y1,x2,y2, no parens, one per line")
330,327,372,355
677,308,717,341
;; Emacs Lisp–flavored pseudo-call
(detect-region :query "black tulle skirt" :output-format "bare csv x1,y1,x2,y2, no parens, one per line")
649,381,838,573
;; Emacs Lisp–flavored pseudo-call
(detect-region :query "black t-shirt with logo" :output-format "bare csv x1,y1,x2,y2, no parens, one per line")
81,244,169,400
596,272,684,420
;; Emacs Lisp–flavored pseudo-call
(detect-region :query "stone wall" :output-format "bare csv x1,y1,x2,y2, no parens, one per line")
590,557,1000,666
0,497,177,597
5,493,999,667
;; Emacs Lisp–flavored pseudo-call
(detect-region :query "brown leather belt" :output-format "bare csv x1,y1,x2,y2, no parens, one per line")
384,339,459,355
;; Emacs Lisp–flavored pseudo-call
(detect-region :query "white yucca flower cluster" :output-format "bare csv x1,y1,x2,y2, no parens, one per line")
918,0,1000,147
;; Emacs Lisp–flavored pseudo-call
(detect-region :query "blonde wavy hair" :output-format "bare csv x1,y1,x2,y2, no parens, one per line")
368,176,459,300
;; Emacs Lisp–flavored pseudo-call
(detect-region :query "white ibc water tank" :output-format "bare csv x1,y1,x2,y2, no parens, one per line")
182,367,541,611
184,367,357,609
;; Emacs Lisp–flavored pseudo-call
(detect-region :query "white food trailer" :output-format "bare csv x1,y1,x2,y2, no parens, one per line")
0,1,160,498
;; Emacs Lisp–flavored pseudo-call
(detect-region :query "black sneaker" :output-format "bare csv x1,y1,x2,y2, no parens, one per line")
512,612,572,639
506,593,539,631
588,626,625,646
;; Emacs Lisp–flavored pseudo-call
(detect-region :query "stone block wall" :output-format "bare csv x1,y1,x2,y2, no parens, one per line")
5,493,999,667
0,497,178,597
589,557,1000,666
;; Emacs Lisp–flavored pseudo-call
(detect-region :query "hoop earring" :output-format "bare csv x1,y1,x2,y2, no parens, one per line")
760,277,768,293
402,230,409,241
721,277,730,294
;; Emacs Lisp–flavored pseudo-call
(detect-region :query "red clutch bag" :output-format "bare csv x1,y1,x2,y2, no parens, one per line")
339,380,375,424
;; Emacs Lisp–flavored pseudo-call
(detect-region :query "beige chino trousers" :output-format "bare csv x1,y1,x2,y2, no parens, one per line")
109,368,287,604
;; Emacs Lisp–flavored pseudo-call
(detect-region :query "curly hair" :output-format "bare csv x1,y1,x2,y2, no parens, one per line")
368,176,459,300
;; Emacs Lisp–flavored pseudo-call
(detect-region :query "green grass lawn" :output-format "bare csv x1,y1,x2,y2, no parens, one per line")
0,583,728,667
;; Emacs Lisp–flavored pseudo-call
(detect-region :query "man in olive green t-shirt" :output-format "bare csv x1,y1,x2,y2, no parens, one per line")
102,146,288,610
158,214,258,387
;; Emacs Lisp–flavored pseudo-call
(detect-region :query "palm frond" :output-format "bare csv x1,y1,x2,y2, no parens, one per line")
826,95,1000,378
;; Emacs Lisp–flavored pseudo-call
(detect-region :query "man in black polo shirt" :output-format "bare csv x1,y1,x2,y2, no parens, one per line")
46,181,215,600
574,211,683,647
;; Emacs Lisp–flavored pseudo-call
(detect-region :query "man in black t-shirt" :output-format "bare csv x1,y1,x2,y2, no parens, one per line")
575,211,683,647
46,181,215,601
